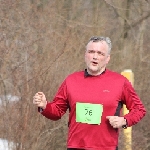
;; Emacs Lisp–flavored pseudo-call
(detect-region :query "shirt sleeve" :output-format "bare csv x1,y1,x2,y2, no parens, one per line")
40,79,69,121
121,78,146,127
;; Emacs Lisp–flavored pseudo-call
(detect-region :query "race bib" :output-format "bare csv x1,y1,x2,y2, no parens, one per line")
76,102,103,125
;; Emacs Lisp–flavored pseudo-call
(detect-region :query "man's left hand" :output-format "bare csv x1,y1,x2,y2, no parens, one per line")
106,116,126,128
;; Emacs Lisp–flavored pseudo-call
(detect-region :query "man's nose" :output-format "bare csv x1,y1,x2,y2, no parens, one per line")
93,52,98,59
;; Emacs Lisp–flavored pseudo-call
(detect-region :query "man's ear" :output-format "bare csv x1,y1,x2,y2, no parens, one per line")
106,55,110,64
84,50,87,60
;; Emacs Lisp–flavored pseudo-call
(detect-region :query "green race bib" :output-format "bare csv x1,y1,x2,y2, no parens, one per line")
76,102,103,125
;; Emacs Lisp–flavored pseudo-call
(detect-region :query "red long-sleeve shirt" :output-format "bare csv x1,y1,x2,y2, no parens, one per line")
40,69,146,150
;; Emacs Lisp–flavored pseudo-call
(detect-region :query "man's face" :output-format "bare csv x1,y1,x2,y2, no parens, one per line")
85,41,110,76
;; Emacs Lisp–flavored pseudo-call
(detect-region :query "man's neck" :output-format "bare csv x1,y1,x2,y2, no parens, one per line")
87,68,106,76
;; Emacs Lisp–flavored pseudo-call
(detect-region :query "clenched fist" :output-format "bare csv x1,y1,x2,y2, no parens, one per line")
106,116,127,128
33,92,47,109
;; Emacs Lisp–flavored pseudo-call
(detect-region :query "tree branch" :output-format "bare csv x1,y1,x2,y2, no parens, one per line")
126,11,150,30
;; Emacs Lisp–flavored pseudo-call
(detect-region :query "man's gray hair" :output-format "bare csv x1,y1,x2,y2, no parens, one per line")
87,36,112,54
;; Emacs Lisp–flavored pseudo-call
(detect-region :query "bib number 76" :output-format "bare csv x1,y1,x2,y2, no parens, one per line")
85,108,92,116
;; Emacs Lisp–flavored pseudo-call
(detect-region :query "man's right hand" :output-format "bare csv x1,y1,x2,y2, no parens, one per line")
33,92,47,109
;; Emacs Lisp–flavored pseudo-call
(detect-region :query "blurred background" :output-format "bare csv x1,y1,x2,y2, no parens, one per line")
0,0,150,150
